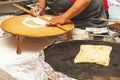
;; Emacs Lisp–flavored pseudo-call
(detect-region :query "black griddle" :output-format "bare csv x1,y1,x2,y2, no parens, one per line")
44,40,120,80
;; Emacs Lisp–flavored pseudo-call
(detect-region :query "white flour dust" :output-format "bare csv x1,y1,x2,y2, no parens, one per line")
22,16,51,28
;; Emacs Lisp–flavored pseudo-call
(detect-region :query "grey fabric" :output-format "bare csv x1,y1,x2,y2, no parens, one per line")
46,0,107,29
0,69,17,80
46,0,72,14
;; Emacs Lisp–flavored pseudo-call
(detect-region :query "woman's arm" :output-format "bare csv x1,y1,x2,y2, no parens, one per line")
39,0,46,10
30,0,46,16
48,0,91,25
62,0,91,19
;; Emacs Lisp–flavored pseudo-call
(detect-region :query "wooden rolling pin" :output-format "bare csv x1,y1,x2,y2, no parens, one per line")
12,3,68,31
100,18,120,24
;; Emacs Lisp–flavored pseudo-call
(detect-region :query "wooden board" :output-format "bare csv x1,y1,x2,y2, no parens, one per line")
1,14,74,37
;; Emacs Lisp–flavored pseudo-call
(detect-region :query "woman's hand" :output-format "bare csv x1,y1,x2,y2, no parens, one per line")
47,15,68,25
30,6,44,16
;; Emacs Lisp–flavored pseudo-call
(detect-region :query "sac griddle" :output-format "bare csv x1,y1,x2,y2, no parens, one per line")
44,40,120,80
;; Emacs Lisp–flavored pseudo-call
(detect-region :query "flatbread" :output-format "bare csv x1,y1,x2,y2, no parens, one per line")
74,45,112,66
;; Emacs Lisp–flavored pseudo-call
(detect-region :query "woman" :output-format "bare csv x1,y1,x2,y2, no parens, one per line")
31,0,107,29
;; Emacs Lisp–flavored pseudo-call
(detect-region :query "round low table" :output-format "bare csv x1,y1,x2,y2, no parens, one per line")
1,14,74,54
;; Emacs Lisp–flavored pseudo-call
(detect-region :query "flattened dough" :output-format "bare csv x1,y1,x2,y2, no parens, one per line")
22,16,51,28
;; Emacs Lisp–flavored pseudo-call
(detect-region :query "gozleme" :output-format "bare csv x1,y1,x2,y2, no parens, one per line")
74,45,112,66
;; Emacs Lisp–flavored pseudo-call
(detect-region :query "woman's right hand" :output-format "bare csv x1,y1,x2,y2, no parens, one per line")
30,6,43,16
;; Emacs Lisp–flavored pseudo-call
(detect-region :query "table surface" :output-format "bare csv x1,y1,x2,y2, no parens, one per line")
1,14,74,37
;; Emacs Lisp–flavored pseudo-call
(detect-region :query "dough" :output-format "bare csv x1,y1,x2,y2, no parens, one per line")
22,16,51,28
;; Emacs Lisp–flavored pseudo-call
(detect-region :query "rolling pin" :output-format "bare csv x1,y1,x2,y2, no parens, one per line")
100,18,120,24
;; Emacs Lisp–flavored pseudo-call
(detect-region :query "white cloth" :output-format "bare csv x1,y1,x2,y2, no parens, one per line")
108,0,120,19
108,0,120,6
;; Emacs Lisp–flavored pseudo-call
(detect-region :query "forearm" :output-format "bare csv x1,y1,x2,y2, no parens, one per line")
39,0,46,10
62,0,91,20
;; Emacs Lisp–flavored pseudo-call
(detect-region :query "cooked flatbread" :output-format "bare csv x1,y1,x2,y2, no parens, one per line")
74,45,112,66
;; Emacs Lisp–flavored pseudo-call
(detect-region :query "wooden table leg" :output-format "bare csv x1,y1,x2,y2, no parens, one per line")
66,31,73,40
16,35,22,54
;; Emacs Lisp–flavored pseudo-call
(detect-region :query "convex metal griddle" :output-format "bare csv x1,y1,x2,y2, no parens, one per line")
44,40,120,80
